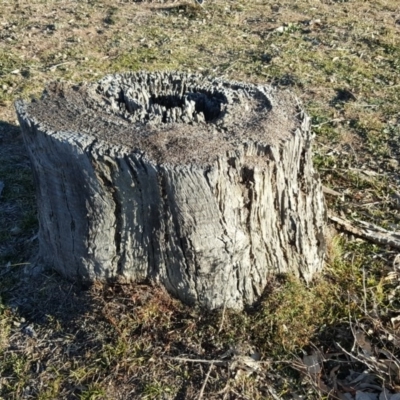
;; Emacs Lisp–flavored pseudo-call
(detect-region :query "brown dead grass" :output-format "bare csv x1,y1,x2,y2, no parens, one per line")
1,0,400,398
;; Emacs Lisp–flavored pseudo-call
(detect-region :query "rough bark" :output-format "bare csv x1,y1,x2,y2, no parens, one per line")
15,71,326,310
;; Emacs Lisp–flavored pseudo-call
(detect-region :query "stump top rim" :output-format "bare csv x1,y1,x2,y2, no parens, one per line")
17,71,303,165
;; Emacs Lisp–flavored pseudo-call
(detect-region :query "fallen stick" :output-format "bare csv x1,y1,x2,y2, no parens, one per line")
328,213,400,250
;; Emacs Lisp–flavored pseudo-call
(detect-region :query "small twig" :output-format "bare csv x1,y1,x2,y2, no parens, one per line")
362,266,367,315
47,61,75,71
265,385,283,400
322,185,343,197
198,362,214,400
217,380,231,398
0,262,31,277
352,200,390,208
347,142,359,164
352,103,380,108
7,262,31,267
230,387,250,400
336,340,397,382
336,342,378,372
164,356,227,366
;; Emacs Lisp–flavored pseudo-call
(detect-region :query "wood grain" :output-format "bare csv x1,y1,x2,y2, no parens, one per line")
15,72,326,309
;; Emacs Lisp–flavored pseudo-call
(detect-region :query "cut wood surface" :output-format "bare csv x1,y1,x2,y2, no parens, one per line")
15,71,326,309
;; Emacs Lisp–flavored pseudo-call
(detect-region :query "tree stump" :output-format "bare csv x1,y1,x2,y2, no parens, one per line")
15,71,326,310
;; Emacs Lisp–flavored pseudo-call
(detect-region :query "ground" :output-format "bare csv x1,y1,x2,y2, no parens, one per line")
1,0,400,399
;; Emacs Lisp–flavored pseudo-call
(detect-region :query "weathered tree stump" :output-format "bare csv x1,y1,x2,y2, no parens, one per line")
15,71,326,309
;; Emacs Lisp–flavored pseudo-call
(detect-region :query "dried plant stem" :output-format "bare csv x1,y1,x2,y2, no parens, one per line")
164,356,227,365
198,362,214,400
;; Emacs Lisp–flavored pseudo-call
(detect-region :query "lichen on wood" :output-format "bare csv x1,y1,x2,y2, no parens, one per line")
16,71,326,310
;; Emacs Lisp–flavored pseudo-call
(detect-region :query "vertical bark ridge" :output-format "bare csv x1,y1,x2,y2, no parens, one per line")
16,72,326,310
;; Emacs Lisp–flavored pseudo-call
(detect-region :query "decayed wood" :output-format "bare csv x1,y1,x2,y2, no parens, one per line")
15,71,326,309
329,213,400,250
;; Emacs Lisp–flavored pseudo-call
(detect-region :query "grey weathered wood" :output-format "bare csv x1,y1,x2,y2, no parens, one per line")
15,71,326,310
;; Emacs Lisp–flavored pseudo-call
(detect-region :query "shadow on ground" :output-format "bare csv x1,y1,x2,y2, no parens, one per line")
0,120,112,399
0,120,92,314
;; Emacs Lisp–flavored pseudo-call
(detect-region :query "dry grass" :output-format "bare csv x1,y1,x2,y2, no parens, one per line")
1,0,400,398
